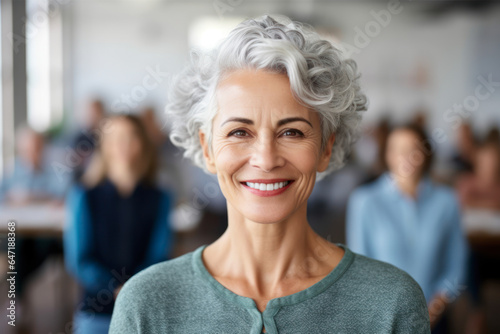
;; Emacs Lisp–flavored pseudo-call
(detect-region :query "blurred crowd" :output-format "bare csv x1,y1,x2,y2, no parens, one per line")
0,98,499,334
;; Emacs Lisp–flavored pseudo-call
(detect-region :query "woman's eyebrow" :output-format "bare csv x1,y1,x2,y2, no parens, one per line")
220,117,253,127
277,117,313,128
220,117,312,128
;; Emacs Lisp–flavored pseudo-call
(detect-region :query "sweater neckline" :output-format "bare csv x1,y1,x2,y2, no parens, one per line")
191,242,354,312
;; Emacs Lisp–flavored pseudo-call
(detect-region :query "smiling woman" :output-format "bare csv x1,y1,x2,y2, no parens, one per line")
199,68,334,225
109,14,431,334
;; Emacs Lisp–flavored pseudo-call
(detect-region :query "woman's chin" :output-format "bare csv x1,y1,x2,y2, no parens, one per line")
239,209,292,225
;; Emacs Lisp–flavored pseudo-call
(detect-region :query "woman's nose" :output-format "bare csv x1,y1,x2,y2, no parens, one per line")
249,137,285,172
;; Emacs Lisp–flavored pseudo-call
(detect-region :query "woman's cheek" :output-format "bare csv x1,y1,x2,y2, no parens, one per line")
214,141,249,175
280,141,319,173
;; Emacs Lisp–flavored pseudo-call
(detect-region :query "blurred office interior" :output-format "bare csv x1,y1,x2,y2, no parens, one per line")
0,0,500,333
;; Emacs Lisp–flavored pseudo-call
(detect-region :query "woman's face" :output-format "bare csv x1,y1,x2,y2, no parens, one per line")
200,69,335,224
385,129,426,180
103,118,143,168
475,146,500,182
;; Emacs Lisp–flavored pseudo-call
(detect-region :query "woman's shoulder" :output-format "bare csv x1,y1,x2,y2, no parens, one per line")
118,248,197,300
349,175,390,204
66,181,103,200
110,248,202,333
336,249,430,332
65,182,89,206
345,249,427,303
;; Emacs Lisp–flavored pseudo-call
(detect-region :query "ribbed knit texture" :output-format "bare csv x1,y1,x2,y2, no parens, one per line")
109,243,430,333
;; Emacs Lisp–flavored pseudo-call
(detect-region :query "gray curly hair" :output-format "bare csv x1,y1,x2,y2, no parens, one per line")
165,14,368,181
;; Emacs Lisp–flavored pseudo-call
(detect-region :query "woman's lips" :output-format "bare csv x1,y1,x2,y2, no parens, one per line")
240,179,294,197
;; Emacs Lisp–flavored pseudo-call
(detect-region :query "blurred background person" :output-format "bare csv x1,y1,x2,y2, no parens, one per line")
457,139,500,211
140,106,228,253
140,106,166,148
450,122,477,176
0,125,68,332
63,114,175,334
0,1,499,333
70,99,106,182
354,117,391,184
346,124,469,334
456,137,500,334
484,127,499,145
139,106,186,199
0,125,68,204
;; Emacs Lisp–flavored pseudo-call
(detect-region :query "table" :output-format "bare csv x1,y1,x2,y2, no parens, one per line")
0,204,65,237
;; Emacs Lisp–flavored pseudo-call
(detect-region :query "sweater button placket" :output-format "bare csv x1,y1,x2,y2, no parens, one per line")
262,306,280,334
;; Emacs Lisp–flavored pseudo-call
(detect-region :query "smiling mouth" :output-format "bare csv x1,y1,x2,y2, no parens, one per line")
240,180,294,192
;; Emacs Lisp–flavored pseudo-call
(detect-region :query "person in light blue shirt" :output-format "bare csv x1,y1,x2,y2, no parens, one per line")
0,126,69,204
347,124,468,334
0,126,69,303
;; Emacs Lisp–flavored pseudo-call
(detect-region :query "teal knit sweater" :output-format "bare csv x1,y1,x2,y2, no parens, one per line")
109,243,430,333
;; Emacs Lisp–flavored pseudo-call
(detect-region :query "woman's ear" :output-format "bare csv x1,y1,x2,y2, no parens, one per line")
199,129,217,174
318,133,336,172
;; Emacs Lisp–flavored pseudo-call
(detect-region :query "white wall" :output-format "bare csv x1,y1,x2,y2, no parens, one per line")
65,0,500,158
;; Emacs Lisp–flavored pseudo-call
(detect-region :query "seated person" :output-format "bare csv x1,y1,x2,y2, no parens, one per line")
64,114,175,334
347,124,468,333
0,125,67,204
456,140,500,211
0,125,68,307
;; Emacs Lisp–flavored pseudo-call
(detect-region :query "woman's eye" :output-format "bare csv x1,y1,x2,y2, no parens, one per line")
228,129,248,137
282,129,304,137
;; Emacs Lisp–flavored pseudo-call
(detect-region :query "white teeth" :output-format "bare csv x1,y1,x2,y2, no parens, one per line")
245,181,290,191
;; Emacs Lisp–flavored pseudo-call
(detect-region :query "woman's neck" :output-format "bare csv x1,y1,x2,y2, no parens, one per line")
107,165,140,197
391,173,422,199
203,201,342,299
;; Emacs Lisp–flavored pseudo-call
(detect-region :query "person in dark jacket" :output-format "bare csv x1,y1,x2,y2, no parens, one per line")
64,114,175,334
